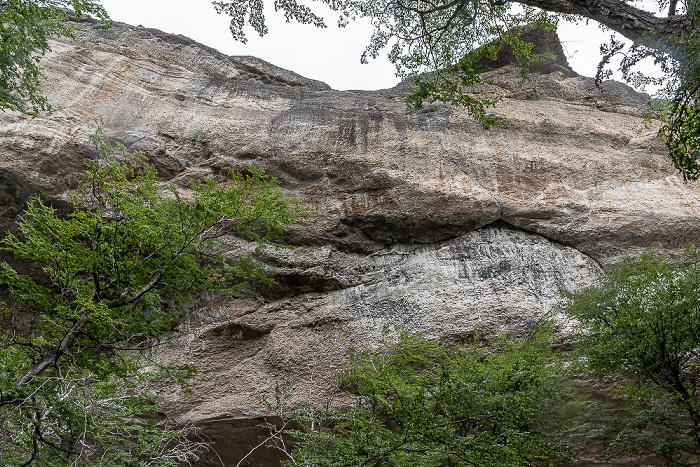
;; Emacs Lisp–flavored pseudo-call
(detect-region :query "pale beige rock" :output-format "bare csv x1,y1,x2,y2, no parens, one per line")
0,19,699,464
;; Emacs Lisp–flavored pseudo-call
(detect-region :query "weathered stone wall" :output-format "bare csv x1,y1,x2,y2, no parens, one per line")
1,19,698,465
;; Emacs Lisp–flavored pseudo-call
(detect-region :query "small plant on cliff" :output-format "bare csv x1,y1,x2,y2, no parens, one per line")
562,248,700,465
261,325,596,467
0,131,307,465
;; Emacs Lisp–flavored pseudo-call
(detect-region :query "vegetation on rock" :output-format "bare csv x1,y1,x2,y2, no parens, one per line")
0,132,306,465
0,0,109,114
260,326,597,466
218,0,700,180
252,249,700,466
562,248,700,465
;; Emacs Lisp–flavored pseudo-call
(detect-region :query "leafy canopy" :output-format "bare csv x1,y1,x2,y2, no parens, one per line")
264,326,596,467
0,0,109,114
217,0,561,128
562,248,700,465
0,132,307,465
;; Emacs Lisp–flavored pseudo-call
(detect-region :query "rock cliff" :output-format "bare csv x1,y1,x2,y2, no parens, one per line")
1,18,699,465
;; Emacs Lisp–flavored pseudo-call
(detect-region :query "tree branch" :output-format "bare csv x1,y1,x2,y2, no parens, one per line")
394,0,467,15
14,268,166,388
513,0,684,47
14,313,90,387
105,272,162,309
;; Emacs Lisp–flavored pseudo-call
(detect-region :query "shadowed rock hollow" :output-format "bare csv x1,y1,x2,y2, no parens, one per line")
1,18,699,465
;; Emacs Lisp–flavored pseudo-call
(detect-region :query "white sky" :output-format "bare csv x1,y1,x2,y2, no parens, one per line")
98,0,660,92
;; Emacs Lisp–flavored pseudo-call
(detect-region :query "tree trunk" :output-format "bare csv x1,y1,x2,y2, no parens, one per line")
514,0,684,52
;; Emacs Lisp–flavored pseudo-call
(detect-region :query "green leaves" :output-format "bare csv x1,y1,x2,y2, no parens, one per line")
0,131,306,464
212,0,325,43
279,326,595,466
0,344,207,466
593,1,700,181
562,248,700,464
0,0,110,114
216,0,700,179
218,0,560,127
661,91,700,181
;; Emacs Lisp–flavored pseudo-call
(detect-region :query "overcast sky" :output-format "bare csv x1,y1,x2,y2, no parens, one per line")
98,0,658,92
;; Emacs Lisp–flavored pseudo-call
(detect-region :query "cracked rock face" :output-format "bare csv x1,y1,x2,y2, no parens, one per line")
1,19,700,464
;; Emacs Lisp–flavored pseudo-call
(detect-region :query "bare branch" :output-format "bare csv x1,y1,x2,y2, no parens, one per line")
106,272,162,309
394,0,468,15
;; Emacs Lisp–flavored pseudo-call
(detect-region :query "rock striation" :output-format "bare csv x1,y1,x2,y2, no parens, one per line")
1,18,699,465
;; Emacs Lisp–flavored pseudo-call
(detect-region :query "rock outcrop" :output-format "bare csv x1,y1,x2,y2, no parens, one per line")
1,18,699,465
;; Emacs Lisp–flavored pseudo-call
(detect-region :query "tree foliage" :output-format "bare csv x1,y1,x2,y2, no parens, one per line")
562,248,700,465
0,132,306,465
264,326,595,467
0,0,109,114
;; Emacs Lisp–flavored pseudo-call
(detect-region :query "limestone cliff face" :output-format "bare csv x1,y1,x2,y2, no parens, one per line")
1,18,699,464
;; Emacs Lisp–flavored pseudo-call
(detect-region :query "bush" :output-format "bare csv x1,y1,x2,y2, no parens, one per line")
266,325,595,467
562,248,700,465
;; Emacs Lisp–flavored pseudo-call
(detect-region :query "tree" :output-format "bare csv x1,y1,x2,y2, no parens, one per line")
561,248,700,465
0,132,306,465
0,0,109,114
259,326,596,467
215,0,700,180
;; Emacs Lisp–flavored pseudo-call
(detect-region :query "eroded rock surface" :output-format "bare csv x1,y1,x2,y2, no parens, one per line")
1,19,699,465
